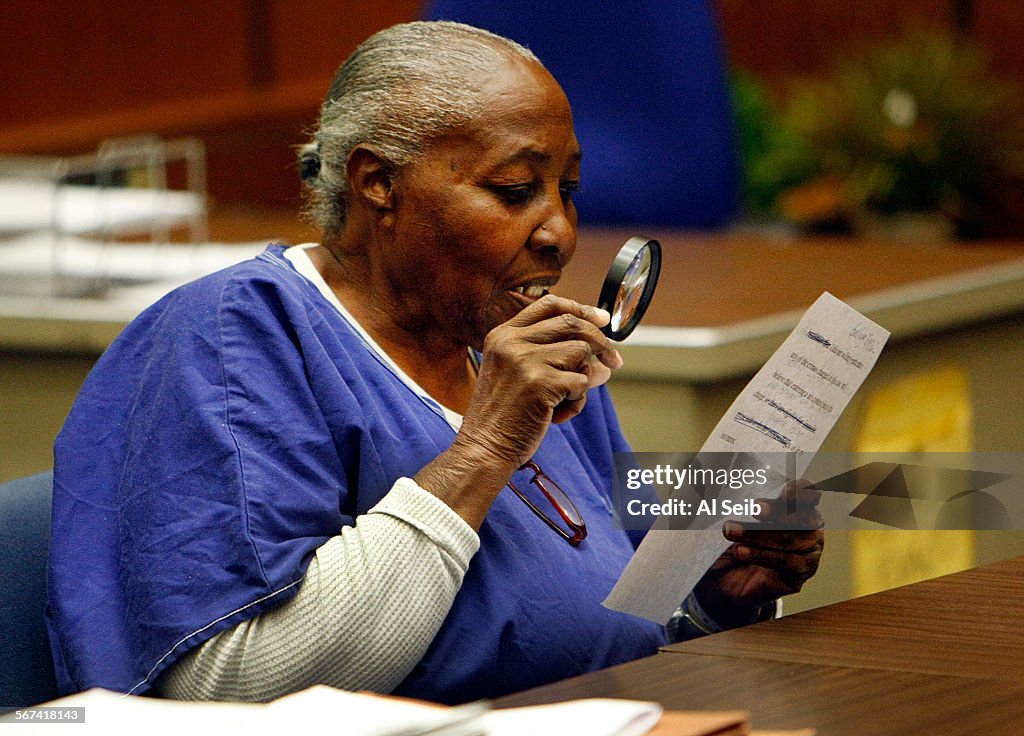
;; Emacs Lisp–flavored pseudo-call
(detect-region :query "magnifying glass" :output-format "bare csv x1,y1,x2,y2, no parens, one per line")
597,236,662,341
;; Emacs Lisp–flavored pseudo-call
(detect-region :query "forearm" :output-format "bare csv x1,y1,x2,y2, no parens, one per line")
414,433,518,530
155,478,479,702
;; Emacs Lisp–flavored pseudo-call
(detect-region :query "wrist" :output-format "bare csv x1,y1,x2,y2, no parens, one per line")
449,431,523,475
414,435,519,530
692,585,776,631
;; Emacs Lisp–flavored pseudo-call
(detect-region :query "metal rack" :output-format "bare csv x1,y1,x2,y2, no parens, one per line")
0,136,208,297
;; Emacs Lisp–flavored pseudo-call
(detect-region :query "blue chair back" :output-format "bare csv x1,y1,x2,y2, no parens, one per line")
423,0,740,229
0,472,60,713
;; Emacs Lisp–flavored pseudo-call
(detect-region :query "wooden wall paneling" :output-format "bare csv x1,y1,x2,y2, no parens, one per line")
203,113,315,213
714,0,957,84
0,1,68,126
265,0,424,88
204,0,424,210
714,0,1021,84
0,0,423,211
0,0,252,129
243,0,276,89
3,1,1017,214
970,0,1024,76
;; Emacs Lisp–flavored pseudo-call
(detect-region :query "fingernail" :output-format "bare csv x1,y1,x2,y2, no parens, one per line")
593,307,611,326
611,349,624,369
723,521,742,537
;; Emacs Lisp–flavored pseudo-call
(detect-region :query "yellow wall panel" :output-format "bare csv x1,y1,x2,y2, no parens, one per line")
852,365,974,597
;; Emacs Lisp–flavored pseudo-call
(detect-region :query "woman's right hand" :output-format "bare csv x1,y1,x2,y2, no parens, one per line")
415,294,622,528
458,293,623,468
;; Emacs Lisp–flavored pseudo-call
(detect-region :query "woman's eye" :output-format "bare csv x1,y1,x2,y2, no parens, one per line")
494,184,535,205
492,181,578,206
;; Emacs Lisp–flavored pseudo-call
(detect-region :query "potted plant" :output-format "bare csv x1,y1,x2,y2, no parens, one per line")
737,30,1024,240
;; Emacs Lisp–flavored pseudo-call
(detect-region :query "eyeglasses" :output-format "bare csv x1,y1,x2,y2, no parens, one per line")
507,461,587,546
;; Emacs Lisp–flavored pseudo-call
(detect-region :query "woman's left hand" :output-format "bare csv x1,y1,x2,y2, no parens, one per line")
694,479,824,627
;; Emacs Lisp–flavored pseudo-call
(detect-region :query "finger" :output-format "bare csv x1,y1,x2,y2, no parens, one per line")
755,503,823,530
517,311,623,371
519,337,621,378
586,355,612,390
505,295,623,370
550,364,592,423
552,396,587,424
730,502,824,532
724,518,823,545
543,365,591,407
731,542,822,580
506,293,610,330
777,479,822,507
724,522,823,553
480,337,594,405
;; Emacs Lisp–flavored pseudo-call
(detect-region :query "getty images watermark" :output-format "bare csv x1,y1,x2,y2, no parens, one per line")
612,451,1024,532
622,461,770,520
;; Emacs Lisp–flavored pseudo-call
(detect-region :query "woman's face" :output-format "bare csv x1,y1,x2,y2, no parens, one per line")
383,57,581,349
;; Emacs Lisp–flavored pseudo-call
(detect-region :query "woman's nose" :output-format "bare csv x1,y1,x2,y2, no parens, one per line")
528,195,576,265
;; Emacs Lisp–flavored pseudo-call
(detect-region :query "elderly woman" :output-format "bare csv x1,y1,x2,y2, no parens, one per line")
48,21,822,704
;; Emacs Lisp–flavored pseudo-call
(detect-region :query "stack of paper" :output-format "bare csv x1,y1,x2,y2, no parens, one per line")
0,233,264,281
0,688,660,736
0,686,815,735
0,180,204,235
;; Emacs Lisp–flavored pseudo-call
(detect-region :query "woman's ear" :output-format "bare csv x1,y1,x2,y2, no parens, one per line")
346,144,394,213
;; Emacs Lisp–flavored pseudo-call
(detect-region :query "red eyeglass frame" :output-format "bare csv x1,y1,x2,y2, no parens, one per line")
506,460,587,546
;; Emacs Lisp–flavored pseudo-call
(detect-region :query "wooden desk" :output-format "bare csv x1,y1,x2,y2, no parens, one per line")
497,558,1024,734
662,556,1024,682
498,652,1024,734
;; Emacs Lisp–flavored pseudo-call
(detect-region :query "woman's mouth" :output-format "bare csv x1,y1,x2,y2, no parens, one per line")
511,285,550,299
507,280,556,307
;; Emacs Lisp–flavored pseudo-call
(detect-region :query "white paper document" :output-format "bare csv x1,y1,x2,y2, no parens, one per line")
3,686,663,736
604,292,890,623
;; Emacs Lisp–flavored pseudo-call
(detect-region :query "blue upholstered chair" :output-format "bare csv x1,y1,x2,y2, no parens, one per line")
423,0,741,229
0,472,60,713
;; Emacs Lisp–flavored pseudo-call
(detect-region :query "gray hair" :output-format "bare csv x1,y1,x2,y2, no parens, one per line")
300,21,540,239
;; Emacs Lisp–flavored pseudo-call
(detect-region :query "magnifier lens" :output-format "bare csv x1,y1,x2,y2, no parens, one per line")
597,236,662,341
611,248,652,332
